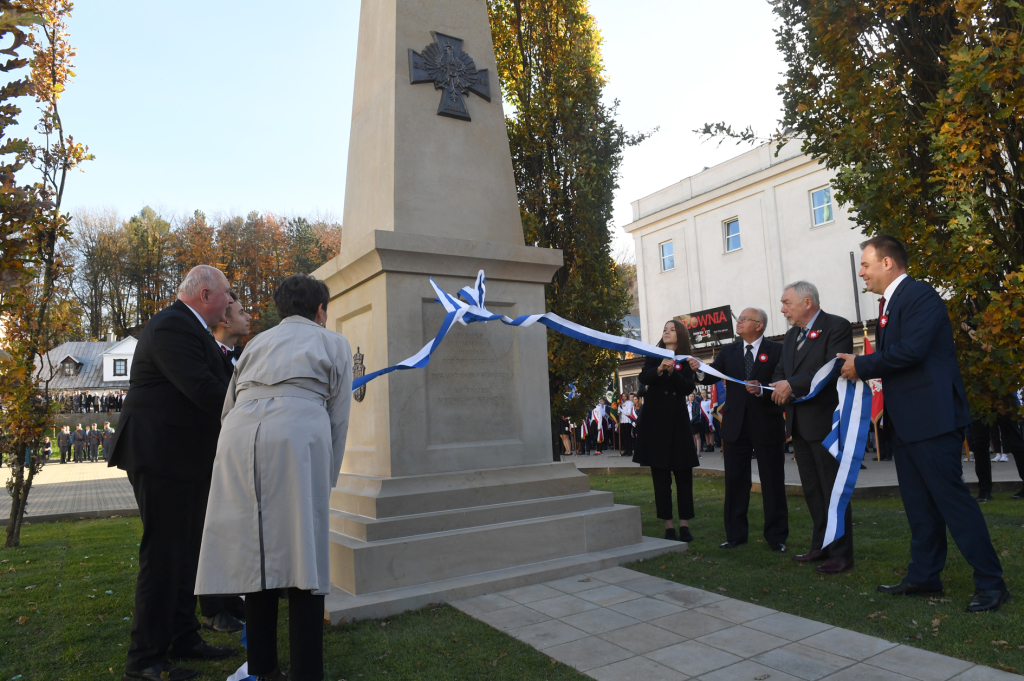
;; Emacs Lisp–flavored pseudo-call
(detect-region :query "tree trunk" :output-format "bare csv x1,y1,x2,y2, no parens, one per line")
4,445,35,548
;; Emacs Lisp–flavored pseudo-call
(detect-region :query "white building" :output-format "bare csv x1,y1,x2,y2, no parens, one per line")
623,140,880,349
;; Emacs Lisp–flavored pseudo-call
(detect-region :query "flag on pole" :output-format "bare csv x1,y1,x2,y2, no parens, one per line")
863,335,884,424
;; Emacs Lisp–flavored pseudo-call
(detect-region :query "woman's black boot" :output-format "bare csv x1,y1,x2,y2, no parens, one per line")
664,527,677,541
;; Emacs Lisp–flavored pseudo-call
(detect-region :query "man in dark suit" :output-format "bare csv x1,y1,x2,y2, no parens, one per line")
689,307,788,551
770,281,855,574
840,235,1008,612
109,265,236,681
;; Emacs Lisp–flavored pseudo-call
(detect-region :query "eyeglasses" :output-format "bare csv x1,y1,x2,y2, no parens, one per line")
737,316,761,324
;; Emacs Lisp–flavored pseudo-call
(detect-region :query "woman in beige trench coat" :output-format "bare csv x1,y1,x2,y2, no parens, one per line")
195,274,351,681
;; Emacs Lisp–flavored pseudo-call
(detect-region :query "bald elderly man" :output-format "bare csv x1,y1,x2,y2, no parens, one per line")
109,265,237,681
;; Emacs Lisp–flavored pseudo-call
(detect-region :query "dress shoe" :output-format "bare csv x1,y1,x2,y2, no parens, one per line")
966,588,1011,613
122,662,198,681
814,557,853,574
202,611,244,633
792,548,829,563
877,581,944,597
719,540,745,549
168,639,236,660
770,542,787,553
255,669,290,681
678,527,694,543
977,492,993,503
665,528,677,541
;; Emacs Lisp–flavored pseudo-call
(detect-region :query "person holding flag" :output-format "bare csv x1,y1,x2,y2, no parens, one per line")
839,235,1007,612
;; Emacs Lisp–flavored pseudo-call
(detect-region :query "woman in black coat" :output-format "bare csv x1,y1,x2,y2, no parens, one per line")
633,319,699,542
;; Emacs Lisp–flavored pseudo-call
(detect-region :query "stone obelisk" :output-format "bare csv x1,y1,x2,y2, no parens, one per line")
315,0,683,621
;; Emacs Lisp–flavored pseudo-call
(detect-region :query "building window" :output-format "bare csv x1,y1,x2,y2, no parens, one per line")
113,359,127,376
724,219,741,252
660,241,675,271
812,187,834,226
63,362,75,376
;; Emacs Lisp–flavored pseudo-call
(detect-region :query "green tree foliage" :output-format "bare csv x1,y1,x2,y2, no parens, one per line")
705,0,1024,420
489,0,650,420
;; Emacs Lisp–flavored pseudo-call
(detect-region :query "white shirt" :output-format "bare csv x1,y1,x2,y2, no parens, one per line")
740,335,764,357
181,301,210,332
216,340,237,365
881,273,908,315
619,400,635,423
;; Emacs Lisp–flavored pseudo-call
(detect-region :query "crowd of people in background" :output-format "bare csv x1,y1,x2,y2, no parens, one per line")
54,390,126,414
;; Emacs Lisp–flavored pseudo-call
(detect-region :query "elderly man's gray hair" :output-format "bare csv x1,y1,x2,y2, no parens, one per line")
784,280,820,307
752,308,769,327
178,265,225,297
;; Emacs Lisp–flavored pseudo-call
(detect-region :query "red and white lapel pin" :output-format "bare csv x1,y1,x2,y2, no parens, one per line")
879,316,888,328
807,330,821,339
758,353,769,363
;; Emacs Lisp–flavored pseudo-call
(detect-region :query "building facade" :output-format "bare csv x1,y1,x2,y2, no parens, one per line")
623,141,880,347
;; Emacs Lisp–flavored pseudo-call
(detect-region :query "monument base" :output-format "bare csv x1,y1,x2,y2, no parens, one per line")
324,535,686,623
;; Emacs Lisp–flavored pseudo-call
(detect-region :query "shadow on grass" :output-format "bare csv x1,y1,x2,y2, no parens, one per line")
0,518,586,681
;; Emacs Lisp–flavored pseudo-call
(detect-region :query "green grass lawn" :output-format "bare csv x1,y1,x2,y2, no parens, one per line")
1,473,1022,679
592,471,1024,675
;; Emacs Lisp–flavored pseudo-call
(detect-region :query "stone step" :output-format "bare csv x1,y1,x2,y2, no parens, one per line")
330,490,614,542
329,504,641,595
323,535,687,623
330,461,590,519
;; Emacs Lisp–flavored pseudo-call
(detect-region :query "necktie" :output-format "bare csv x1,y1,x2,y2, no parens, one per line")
744,344,754,379
796,327,808,351
221,346,227,356
879,296,886,319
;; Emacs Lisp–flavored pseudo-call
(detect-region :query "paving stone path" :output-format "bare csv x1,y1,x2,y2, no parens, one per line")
453,566,1016,681
0,461,136,523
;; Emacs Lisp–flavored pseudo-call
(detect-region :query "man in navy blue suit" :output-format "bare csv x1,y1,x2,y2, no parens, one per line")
688,307,788,552
838,235,1008,612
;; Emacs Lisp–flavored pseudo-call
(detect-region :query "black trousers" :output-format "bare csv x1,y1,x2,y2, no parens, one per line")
651,467,694,521
59,445,69,463
73,443,83,462
723,432,788,545
125,471,210,671
245,588,325,681
199,595,245,619
972,417,1024,495
620,424,633,457
792,437,853,558
891,424,1004,591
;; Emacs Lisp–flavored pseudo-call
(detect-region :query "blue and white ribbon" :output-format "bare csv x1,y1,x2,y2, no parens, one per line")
790,357,872,545
350,269,871,545
352,270,762,392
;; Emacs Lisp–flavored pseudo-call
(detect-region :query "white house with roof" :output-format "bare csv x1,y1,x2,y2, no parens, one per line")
35,338,136,392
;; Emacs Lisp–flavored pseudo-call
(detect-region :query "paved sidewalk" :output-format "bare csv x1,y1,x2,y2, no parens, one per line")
563,452,1024,498
453,566,1016,681
0,461,136,524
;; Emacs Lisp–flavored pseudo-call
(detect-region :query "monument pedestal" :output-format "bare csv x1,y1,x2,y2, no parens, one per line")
314,0,684,623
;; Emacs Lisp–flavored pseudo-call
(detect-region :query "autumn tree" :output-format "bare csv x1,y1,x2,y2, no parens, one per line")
489,0,649,421
1,0,91,547
69,207,118,338
702,0,1024,422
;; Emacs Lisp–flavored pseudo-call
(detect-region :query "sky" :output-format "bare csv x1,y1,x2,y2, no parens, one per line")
11,0,786,257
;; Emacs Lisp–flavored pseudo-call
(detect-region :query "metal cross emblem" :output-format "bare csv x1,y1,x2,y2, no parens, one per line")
353,347,366,403
409,31,491,121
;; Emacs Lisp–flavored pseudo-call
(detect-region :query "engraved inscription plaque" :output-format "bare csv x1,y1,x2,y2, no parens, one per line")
423,298,520,445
